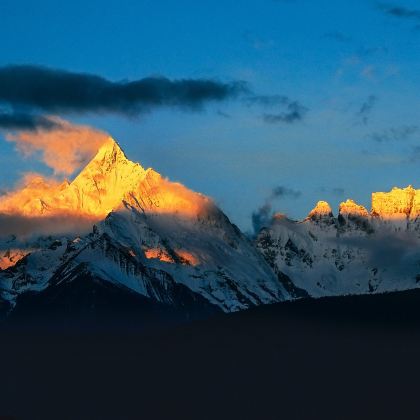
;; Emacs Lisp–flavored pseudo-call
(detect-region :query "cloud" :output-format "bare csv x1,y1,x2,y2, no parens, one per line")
331,230,420,275
377,3,420,20
368,125,419,142
0,66,249,178
252,186,301,234
0,213,96,240
245,95,308,124
0,172,99,240
0,111,60,131
357,95,377,125
262,103,307,124
252,203,273,236
0,65,248,116
5,117,109,175
271,186,302,199
245,95,293,107
0,173,66,215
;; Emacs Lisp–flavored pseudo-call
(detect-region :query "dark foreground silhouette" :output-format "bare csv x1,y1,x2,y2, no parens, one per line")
2,289,420,420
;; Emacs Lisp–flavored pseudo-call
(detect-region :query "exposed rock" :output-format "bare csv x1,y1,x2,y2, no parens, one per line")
339,199,369,218
308,201,333,218
371,185,419,220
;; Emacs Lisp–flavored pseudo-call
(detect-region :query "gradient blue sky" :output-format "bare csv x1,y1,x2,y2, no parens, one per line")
0,0,419,230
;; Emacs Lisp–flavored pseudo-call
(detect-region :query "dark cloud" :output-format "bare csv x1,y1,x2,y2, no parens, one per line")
245,95,292,107
0,65,248,116
323,31,352,43
0,112,60,131
245,95,308,124
357,95,377,125
252,186,301,234
377,3,420,20
262,103,307,124
271,186,302,199
368,125,419,142
252,203,273,236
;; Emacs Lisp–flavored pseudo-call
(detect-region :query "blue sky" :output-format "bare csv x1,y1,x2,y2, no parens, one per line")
0,0,419,230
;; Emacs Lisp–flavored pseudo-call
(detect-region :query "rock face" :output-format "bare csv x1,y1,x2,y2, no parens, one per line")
257,188,420,298
65,139,147,216
0,248,28,270
0,138,290,319
339,199,369,218
307,201,333,219
371,185,419,220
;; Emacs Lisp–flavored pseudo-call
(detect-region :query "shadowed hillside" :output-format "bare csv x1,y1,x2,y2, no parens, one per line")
2,289,420,419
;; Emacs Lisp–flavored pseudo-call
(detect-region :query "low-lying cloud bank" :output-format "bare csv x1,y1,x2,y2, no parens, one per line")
326,230,420,276
0,213,97,241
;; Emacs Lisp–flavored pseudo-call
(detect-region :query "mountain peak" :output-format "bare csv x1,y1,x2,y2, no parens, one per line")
91,137,127,162
64,138,148,216
371,185,419,219
307,201,333,219
0,135,212,221
339,199,369,218
0,137,147,218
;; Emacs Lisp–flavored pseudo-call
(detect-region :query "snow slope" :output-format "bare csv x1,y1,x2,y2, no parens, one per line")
0,139,290,315
257,192,420,298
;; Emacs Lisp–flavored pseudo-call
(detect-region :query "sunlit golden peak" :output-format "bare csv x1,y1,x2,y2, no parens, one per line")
371,185,419,219
307,200,333,219
339,199,369,217
0,136,211,220
391,185,414,192
93,137,127,160
62,141,145,215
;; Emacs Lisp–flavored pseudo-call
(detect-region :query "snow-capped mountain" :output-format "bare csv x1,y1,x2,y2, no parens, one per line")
1,137,419,323
0,138,292,321
256,187,420,298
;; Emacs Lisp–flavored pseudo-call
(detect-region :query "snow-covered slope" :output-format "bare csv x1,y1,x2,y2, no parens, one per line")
0,139,290,317
257,189,420,298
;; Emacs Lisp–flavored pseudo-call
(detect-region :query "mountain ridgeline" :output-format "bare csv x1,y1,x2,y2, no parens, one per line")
0,138,419,325
257,190,420,299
